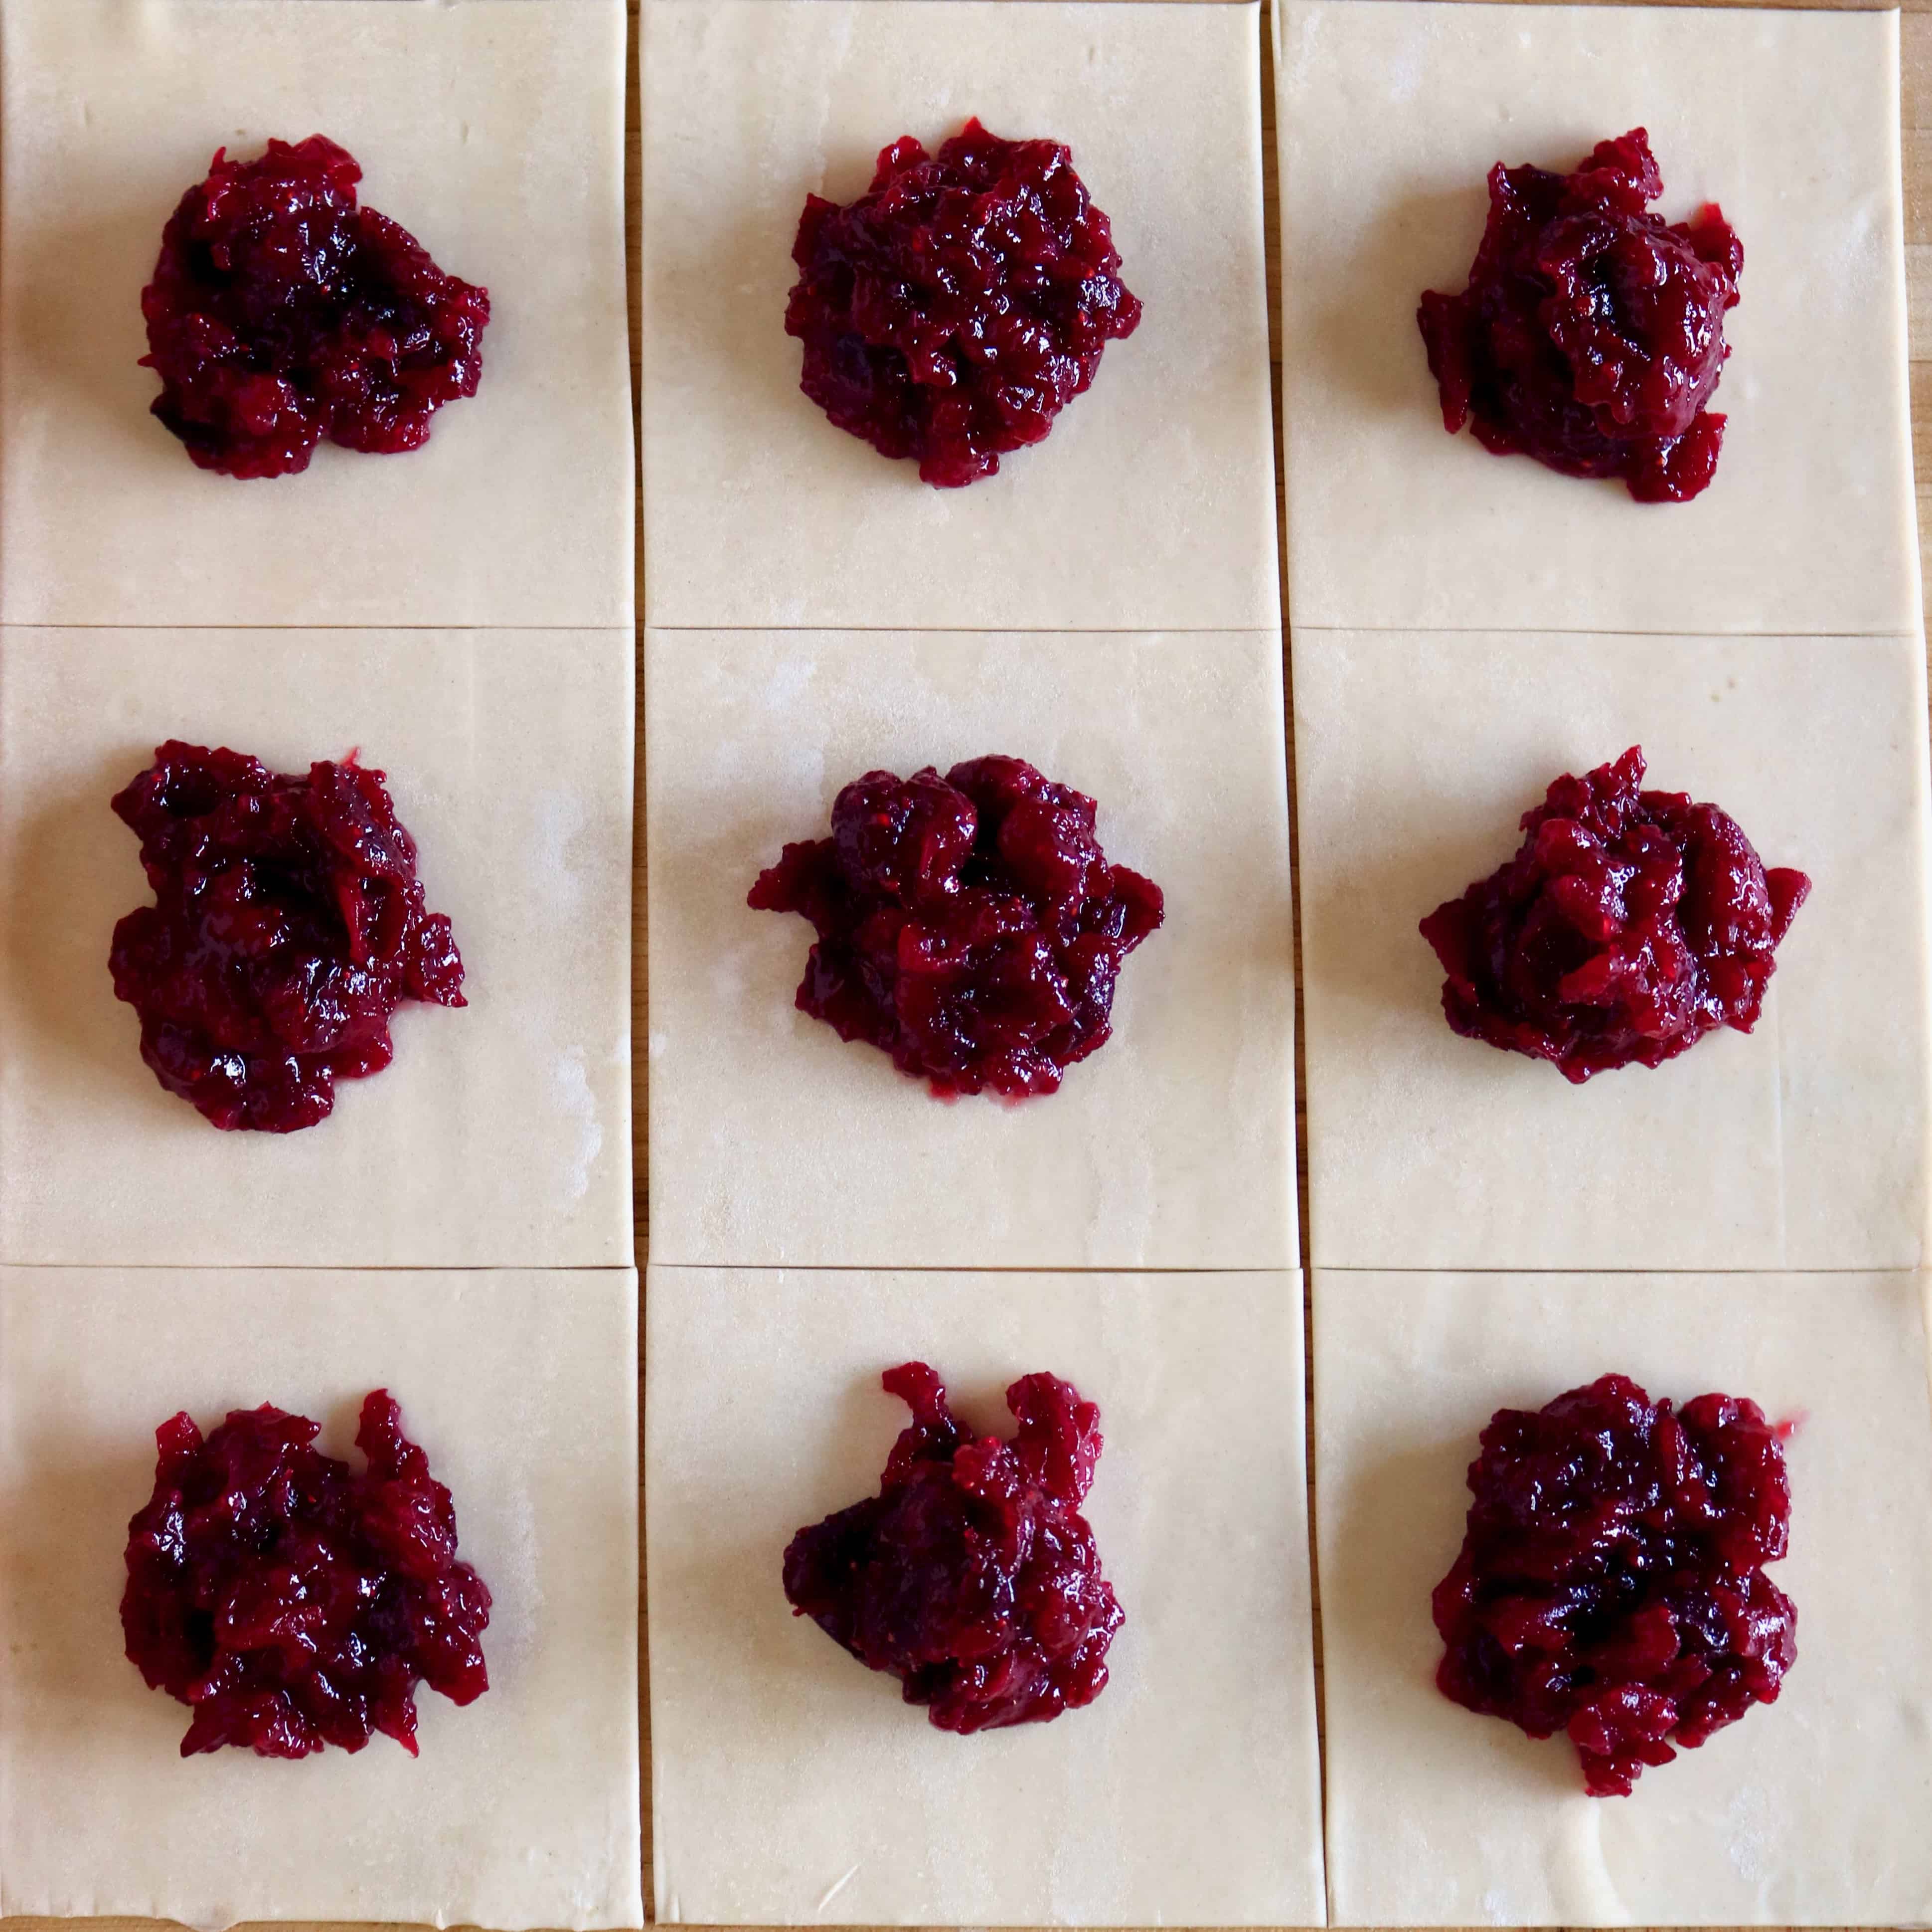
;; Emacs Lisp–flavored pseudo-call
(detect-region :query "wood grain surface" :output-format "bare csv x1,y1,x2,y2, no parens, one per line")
7,3,1922,1932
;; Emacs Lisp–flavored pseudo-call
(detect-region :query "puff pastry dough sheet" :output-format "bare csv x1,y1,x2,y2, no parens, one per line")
0,1265,643,1931
646,1264,1323,1927
1293,628,1932,1271
644,628,1296,1269
1275,0,1919,636
0,627,635,1268
639,0,1278,633
1313,1267,1932,1927
0,0,633,629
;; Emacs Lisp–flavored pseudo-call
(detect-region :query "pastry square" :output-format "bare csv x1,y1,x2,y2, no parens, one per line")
1275,0,1918,636
1312,1267,1932,1926
1293,628,1932,1271
0,626,635,1267
0,1264,642,1929
644,627,1296,1269
639,0,1277,633
646,1264,1322,1926
0,0,632,628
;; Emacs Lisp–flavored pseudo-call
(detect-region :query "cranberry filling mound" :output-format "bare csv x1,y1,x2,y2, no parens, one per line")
784,117,1142,486
783,1361,1123,1732
142,134,490,478
122,1390,492,1760
1418,128,1741,502
109,740,466,1133
1434,1373,1796,1797
1419,746,1808,1083
748,755,1163,1098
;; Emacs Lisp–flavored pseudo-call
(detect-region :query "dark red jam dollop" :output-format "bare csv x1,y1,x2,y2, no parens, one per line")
109,740,466,1133
748,755,1163,1098
1418,128,1741,502
1434,1373,1796,1796
1419,747,1807,1083
784,118,1141,486
783,1361,1123,1731
142,135,490,478
122,1390,492,1759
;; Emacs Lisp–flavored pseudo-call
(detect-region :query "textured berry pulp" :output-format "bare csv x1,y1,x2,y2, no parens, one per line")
142,134,490,478
1435,1374,1795,1796
1419,746,1807,1082
1418,129,1741,501
109,740,465,1132
783,1362,1123,1731
785,118,1141,486
748,755,1163,1098
122,1391,491,1759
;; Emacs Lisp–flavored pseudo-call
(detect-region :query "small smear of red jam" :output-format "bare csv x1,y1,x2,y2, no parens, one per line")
1419,747,1807,1083
1418,128,1740,502
142,134,490,478
109,740,466,1133
785,118,1141,486
749,755,1163,1098
122,1390,492,1759
783,1361,1123,1732
1434,1373,1796,1796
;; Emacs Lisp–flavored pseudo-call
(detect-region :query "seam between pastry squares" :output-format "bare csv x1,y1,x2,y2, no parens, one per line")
1,623,640,633
0,1263,644,1276
1287,621,1932,641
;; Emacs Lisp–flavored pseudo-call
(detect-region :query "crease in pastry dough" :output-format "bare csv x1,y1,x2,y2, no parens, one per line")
645,1264,1324,1927
0,0,634,629
0,626,636,1268
0,1265,644,1931
1274,0,1920,636
639,0,1278,632
1312,1267,1932,1927
1292,628,1932,1272
644,627,1297,1270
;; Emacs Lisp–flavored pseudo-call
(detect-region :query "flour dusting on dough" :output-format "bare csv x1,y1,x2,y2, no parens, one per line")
1726,1785,1772,1882
531,786,591,913
553,1050,603,1200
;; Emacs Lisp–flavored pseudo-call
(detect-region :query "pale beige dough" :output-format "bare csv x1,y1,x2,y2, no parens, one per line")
1293,628,1932,1271
0,0,632,629
1313,1267,1932,1926
1275,0,1919,636
639,0,1278,633
0,1264,642,1930
644,627,1296,1269
0,627,635,1267
646,1264,1323,1926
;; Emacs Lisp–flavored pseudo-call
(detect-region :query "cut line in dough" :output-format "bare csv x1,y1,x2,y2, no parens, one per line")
1313,1266,1932,1927
0,626,636,1269
640,0,1278,633
0,0,634,629
1275,0,1919,636
0,1264,644,1932
644,626,1297,1271
646,1263,1323,1927
1292,627,1932,1272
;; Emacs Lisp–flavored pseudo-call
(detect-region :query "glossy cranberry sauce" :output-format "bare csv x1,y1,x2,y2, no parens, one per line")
749,756,1163,1098
784,1362,1123,1731
142,135,490,478
1419,747,1807,1082
122,1391,492,1759
1435,1374,1796,1796
1418,129,1740,501
109,741,466,1132
785,118,1141,486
